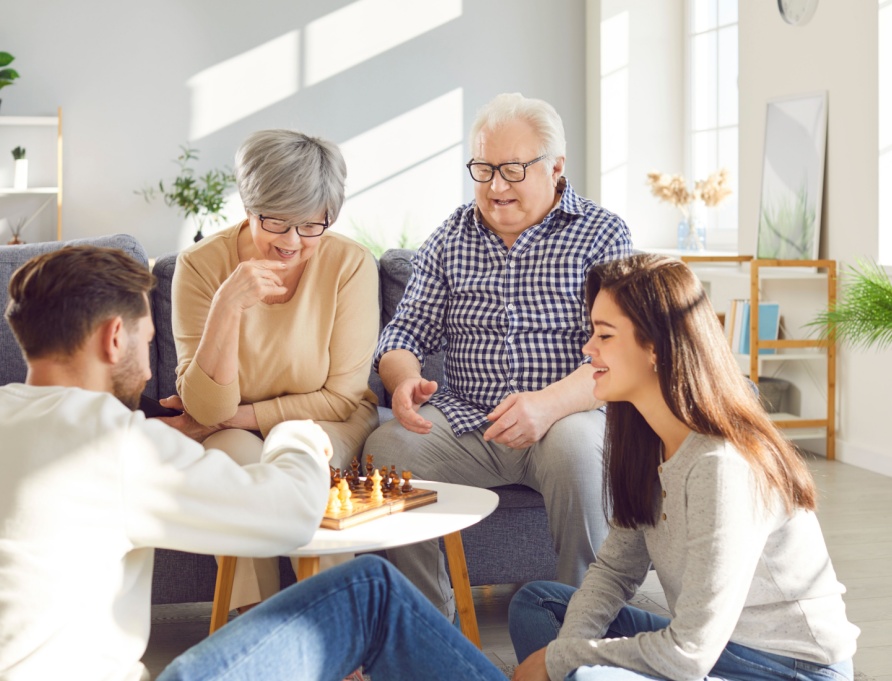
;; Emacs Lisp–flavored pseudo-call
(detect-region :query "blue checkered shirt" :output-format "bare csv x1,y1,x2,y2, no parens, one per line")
374,178,633,435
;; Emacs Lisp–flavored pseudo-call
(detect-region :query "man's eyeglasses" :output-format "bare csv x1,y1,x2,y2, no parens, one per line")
466,155,547,183
257,213,330,237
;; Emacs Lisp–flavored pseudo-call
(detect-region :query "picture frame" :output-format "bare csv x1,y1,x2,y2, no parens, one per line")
756,91,828,260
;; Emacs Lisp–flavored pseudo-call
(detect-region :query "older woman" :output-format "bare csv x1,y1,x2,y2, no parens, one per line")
165,129,379,609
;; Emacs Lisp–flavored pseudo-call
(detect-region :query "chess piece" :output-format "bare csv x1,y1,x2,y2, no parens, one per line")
370,468,384,503
389,467,402,496
350,459,361,490
326,487,342,513
365,456,375,490
338,477,353,511
401,470,413,493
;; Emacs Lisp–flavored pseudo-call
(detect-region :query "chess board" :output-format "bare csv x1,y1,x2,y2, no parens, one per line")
321,484,438,530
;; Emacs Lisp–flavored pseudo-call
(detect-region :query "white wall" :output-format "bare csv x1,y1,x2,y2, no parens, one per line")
739,3,890,475
0,0,587,257
586,0,685,249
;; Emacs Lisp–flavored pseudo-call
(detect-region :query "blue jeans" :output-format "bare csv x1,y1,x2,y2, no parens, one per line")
158,555,504,681
508,581,854,681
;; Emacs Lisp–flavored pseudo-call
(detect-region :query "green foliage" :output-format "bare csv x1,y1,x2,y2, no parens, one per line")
11,146,25,160
349,219,420,259
808,259,892,350
757,184,815,259
138,146,236,235
0,52,21,91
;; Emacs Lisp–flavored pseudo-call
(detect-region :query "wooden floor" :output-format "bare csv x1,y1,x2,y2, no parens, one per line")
143,454,892,680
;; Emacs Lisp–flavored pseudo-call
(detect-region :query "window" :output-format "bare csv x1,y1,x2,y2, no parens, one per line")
688,0,738,250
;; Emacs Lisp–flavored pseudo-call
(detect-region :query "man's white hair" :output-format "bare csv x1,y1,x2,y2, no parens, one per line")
469,93,566,160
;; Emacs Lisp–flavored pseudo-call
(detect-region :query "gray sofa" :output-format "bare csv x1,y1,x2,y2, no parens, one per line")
0,235,558,605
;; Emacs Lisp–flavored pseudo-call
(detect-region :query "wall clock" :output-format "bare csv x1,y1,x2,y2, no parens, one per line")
777,0,819,26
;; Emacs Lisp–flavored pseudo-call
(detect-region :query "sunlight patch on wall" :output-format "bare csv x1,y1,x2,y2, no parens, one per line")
336,145,463,252
304,0,462,87
600,10,629,219
334,89,464,251
340,88,463,195
188,31,300,140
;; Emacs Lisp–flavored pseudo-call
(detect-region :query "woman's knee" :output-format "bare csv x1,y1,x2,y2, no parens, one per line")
203,429,264,466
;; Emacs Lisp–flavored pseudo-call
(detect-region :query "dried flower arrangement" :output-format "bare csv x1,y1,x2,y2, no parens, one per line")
646,168,732,218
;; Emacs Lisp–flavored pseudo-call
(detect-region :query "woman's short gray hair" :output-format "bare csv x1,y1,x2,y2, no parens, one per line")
235,129,347,223
469,93,566,160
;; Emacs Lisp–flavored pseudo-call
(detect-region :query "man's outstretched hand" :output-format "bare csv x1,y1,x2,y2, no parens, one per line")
391,378,439,434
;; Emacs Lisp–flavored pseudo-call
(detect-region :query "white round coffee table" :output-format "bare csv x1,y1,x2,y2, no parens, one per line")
210,482,499,647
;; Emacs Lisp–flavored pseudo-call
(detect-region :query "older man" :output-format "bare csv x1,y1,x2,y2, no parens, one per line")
0,246,505,681
364,93,634,620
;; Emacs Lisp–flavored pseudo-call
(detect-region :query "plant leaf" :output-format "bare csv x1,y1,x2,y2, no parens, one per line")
0,52,13,67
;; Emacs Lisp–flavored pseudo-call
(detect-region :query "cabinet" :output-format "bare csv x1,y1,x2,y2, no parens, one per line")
0,107,63,242
681,255,837,460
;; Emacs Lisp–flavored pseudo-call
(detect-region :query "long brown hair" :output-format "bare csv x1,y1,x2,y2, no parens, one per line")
586,254,816,528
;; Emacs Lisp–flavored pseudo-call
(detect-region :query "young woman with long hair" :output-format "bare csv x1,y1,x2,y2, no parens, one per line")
508,254,858,681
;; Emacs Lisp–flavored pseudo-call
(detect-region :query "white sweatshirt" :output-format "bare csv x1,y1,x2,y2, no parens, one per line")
0,384,330,681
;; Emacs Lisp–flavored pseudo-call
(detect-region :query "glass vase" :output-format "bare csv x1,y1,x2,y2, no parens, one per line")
677,216,706,252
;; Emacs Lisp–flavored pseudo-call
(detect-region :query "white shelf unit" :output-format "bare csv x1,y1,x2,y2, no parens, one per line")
0,108,63,241
682,255,837,459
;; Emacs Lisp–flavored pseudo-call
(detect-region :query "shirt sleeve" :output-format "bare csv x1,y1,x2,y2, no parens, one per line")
546,455,772,681
252,251,379,436
373,228,450,371
591,213,634,264
171,248,242,426
121,416,331,556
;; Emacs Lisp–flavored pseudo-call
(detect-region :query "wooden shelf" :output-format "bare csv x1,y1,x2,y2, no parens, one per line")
0,187,59,195
0,108,63,239
0,115,58,126
685,256,837,459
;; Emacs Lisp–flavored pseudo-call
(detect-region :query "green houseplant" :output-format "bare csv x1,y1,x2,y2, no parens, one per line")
0,52,21,112
810,259,892,350
138,145,236,242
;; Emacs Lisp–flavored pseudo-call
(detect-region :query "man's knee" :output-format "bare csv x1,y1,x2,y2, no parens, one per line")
538,410,606,470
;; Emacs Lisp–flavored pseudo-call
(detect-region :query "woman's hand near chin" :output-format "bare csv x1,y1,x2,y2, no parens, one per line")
217,259,289,310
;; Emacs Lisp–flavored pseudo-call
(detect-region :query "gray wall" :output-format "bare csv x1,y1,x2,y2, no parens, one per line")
1,0,586,256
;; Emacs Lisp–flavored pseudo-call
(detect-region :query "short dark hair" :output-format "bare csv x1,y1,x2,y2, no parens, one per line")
6,245,156,359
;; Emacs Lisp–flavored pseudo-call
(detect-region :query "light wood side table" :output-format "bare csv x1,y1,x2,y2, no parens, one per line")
210,481,499,648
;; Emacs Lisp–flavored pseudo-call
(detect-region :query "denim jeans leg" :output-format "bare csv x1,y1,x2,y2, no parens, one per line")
711,640,854,681
157,555,505,681
509,580,578,662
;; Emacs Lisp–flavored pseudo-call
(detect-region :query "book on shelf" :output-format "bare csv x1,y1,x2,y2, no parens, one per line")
738,301,781,355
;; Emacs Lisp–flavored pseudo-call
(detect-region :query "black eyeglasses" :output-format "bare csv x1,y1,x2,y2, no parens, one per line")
466,155,547,183
257,212,330,237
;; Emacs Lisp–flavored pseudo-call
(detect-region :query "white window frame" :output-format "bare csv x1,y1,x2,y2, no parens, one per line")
685,0,739,252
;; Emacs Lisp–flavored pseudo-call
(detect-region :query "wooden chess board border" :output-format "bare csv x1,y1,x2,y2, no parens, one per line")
320,486,438,530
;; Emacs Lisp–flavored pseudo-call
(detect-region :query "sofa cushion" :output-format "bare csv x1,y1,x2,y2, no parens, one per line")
374,249,445,407
0,235,150,388
149,253,179,402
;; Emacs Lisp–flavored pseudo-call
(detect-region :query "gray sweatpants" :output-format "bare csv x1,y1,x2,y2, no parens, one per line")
361,405,609,619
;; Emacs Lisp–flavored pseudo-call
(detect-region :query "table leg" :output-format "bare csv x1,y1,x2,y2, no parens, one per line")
297,556,321,580
442,530,481,649
209,555,237,635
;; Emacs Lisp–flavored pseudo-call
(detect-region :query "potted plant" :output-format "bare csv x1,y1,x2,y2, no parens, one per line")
810,259,892,350
12,146,26,189
0,52,21,112
138,145,236,241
